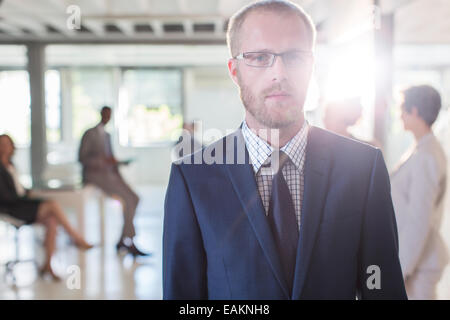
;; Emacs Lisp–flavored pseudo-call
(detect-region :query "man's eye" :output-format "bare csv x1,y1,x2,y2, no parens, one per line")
256,54,269,61
246,53,271,63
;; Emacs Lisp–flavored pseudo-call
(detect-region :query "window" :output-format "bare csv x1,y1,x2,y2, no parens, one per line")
118,68,183,146
45,69,62,143
0,70,31,146
70,68,115,141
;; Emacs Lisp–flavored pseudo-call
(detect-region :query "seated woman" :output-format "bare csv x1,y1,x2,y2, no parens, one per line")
0,134,93,281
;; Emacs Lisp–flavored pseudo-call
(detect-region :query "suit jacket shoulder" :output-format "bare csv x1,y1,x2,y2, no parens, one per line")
313,125,380,168
81,126,97,139
309,126,379,157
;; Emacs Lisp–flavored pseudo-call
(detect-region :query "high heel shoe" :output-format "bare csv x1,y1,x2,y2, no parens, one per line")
116,240,128,254
127,243,151,257
116,240,151,257
73,239,94,250
39,266,62,282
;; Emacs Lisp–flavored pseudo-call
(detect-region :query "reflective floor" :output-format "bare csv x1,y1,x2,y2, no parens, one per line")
439,212,450,299
438,267,450,299
0,185,164,300
0,184,449,299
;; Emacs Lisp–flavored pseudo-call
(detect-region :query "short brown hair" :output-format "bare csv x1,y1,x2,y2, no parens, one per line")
402,85,442,126
0,134,14,148
226,0,316,57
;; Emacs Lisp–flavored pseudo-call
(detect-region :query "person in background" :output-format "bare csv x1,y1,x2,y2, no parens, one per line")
390,85,448,299
323,98,381,148
78,106,148,257
0,134,93,281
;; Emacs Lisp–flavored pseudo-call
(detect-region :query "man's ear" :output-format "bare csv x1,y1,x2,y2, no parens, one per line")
228,58,239,85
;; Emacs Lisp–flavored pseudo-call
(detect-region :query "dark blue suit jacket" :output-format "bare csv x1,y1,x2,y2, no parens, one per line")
163,125,407,299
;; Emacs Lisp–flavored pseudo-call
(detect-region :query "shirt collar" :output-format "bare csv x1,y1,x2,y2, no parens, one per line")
241,119,309,173
416,132,434,148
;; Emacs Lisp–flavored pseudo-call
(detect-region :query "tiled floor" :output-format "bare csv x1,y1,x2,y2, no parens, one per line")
0,184,449,299
0,184,165,300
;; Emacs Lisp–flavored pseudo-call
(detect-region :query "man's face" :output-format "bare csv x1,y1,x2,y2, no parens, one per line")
400,104,417,132
228,11,314,129
101,109,112,125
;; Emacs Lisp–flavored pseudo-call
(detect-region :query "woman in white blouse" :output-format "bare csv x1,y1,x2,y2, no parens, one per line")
0,134,93,281
391,85,448,299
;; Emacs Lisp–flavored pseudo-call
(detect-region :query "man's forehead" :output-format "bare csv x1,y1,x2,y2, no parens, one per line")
239,10,310,51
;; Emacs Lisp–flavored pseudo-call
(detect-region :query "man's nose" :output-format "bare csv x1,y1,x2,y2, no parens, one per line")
269,55,288,82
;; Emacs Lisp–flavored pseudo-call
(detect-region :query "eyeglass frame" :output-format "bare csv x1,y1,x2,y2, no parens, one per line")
233,50,313,68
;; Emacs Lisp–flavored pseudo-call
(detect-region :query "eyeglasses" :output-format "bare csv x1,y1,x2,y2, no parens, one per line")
233,50,312,68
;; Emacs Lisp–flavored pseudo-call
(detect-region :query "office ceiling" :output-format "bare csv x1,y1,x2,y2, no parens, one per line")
0,0,448,44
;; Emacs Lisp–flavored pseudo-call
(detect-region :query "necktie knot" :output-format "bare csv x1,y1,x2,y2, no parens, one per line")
264,150,290,174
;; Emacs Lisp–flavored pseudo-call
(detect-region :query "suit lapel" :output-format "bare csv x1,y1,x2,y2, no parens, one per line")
224,129,291,299
292,126,332,299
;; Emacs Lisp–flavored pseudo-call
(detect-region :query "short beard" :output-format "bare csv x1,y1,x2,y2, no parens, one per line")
238,78,303,129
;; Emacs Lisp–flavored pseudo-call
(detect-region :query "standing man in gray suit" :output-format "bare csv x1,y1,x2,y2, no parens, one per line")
79,106,148,256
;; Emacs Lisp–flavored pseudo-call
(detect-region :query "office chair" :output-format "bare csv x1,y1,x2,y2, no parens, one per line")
0,213,37,284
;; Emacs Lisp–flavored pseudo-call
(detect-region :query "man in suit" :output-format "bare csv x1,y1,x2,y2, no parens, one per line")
79,106,148,256
163,0,407,299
